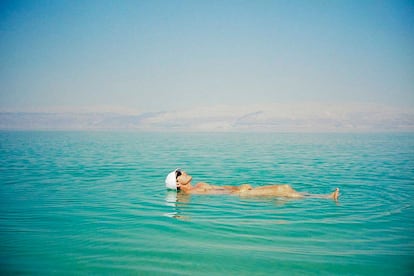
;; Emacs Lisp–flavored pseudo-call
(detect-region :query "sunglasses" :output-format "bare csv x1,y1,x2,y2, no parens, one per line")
175,169,182,179
175,169,182,191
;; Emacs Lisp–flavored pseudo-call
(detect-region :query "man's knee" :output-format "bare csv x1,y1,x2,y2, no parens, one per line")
240,184,252,192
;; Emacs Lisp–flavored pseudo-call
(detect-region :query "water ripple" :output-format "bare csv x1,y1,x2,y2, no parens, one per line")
1,132,413,275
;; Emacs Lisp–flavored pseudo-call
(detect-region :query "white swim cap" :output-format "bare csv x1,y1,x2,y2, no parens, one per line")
165,169,180,190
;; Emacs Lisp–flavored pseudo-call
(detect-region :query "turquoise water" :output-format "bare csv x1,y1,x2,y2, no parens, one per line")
1,131,413,275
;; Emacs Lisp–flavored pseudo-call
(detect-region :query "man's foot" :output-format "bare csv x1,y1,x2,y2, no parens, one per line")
332,188,340,200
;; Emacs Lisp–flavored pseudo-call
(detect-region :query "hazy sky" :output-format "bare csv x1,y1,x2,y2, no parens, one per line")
1,0,413,112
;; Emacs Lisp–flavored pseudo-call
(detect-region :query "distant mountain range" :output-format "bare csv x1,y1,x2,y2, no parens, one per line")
1,104,413,132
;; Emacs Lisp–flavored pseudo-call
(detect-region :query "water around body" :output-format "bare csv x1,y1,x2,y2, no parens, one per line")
1,131,413,275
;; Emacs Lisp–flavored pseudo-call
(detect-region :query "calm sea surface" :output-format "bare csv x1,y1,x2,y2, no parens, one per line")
1,131,413,275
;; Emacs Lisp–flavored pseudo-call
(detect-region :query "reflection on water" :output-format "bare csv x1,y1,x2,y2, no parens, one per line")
164,191,193,221
165,191,178,207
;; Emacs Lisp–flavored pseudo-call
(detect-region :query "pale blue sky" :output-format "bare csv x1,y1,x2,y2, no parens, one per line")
1,0,413,112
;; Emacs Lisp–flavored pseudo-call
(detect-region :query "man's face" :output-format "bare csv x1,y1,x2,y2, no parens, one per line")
176,171,192,189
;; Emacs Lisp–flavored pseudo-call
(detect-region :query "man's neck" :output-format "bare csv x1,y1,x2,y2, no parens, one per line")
180,183,193,192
